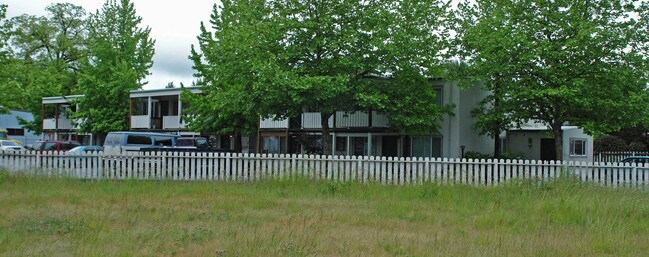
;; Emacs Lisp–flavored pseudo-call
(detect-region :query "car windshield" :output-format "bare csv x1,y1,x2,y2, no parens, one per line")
69,147,84,153
196,138,209,148
2,141,17,146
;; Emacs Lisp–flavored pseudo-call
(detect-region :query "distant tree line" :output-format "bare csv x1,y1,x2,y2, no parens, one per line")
0,0,153,139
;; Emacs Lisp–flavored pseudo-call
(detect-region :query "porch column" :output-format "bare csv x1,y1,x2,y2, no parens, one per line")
367,132,373,156
147,96,152,129
54,103,59,140
41,103,45,140
178,98,182,131
332,133,336,155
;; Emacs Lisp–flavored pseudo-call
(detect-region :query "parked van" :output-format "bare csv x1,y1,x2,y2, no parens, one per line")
103,132,180,154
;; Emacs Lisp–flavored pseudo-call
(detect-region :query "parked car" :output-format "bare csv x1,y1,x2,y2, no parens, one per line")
68,145,104,154
175,137,210,150
31,140,81,152
103,131,180,155
0,140,25,151
621,156,649,164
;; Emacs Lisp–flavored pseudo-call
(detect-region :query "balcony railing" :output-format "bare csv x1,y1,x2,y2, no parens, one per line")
162,115,189,129
130,115,149,129
43,117,82,130
302,112,334,129
371,111,389,128
335,111,368,128
43,118,56,130
260,117,289,129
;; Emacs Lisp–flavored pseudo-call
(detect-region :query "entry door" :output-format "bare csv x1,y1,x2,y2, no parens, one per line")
382,136,399,157
540,138,557,161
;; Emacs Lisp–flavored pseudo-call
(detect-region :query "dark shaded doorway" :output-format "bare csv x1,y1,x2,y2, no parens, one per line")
382,136,399,157
540,138,556,161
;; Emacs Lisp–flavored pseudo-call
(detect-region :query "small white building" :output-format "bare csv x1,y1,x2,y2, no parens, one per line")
506,122,593,162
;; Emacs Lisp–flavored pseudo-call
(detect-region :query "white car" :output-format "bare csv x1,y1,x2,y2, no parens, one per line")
0,140,25,151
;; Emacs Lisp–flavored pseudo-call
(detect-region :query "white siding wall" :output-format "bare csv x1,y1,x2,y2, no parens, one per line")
563,127,594,163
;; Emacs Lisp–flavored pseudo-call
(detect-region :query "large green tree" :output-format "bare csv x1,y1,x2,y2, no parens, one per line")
189,0,452,154
0,4,12,115
0,3,87,132
454,0,649,160
267,0,452,154
185,0,278,152
75,0,155,135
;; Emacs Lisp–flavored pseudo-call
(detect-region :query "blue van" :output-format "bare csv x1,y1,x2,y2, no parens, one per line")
103,132,180,154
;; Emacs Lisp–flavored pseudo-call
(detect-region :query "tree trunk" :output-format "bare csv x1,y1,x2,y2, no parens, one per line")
233,132,242,153
321,112,332,155
493,133,501,159
552,124,563,161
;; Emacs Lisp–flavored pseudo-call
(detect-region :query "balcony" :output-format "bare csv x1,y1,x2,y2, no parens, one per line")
302,112,334,129
260,117,289,129
43,117,79,130
131,115,150,129
371,111,389,128
57,117,76,130
43,118,56,130
163,115,188,129
335,111,368,128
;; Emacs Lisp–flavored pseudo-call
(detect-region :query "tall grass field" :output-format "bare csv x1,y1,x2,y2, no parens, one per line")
1,170,649,256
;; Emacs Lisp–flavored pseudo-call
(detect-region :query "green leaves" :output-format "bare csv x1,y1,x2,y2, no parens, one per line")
454,0,649,159
74,0,155,134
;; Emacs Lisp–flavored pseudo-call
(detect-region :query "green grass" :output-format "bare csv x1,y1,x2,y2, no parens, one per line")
1,170,649,256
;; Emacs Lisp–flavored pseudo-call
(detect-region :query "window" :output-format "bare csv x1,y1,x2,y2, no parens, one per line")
153,137,174,146
61,142,80,150
44,142,58,151
335,136,347,155
434,87,443,106
7,128,24,136
411,136,442,158
104,133,122,146
132,98,148,115
262,136,282,153
127,135,152,145
499,138,507,153
351,137,368,156
570,138,587,156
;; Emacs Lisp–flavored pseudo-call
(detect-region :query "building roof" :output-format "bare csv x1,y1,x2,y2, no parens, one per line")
129,86,202,98
42,95,83,104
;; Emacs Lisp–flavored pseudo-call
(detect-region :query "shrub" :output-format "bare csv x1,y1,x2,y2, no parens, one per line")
464,151,491,159
627,141,647,152
594,136,627,152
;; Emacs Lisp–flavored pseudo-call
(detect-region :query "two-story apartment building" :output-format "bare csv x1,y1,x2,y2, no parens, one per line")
41,95,85,143
41,82,593,161
41,87,236,148
258,80,495,158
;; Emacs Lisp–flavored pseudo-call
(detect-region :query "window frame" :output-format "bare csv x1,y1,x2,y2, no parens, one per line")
569,138,587,157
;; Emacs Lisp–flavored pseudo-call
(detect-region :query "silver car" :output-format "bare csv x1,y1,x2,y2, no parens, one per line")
0,140,25,151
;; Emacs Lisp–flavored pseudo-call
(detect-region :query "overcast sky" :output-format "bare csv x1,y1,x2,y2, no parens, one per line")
5,0,218,90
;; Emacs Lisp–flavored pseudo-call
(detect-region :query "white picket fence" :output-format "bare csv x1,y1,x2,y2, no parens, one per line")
595,151,649,163
1,151,648,187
